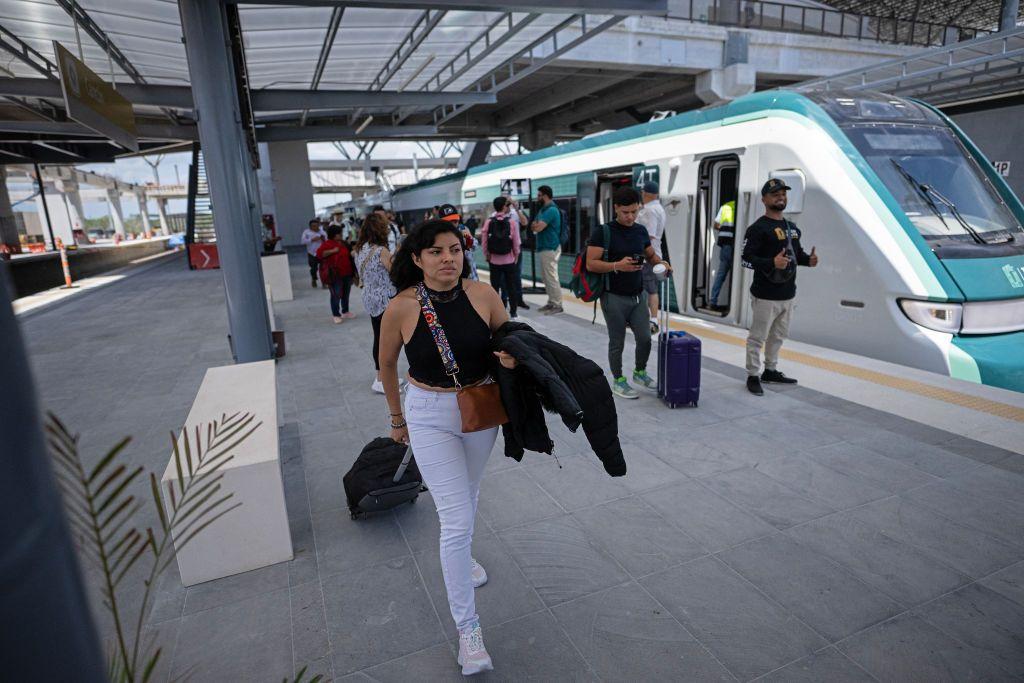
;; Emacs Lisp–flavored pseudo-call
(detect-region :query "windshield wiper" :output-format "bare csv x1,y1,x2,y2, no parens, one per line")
890,160,988,245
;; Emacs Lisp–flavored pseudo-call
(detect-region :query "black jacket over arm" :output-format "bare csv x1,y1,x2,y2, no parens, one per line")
492,322,626,476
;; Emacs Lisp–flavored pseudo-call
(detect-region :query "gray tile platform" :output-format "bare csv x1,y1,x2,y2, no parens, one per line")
17,251,1024,681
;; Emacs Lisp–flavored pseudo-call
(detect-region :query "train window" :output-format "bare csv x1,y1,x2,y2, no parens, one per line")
691,155,740,316
846,124,1023,243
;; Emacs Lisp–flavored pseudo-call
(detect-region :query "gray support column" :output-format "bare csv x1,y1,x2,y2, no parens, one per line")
266,141,316,247
56,180,85,236
0,265,107,682
179,0,273,362
136,191,153,235
155,197,171,235
457,141,491,172
106,189,126,237
1001,0,1020,31
37,183,73,246
0,166,20,252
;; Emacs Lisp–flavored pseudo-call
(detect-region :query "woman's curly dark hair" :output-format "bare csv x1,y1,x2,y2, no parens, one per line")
390,219,471,292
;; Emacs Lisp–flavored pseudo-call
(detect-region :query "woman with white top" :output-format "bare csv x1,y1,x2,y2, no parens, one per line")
353,213,399,394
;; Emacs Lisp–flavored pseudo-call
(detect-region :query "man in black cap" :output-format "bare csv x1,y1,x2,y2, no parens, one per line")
740,178,819,396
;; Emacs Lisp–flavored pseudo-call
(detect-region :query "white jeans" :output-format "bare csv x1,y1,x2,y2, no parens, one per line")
745,296,794,376
404,384,498,630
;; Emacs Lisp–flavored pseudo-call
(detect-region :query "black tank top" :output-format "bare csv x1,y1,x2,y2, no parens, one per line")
404,280,492,388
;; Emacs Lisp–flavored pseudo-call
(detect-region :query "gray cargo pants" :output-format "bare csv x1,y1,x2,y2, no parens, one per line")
601,291,652,379
745,296,794,376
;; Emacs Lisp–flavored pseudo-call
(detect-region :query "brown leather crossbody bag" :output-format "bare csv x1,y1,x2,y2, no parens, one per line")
415,283,508,433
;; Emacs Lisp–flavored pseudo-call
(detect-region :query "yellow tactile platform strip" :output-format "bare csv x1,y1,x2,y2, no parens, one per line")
667,319,1024,423
558,291,1024,423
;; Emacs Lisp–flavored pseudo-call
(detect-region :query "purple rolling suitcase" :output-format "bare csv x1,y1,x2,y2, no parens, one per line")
657,279,701,408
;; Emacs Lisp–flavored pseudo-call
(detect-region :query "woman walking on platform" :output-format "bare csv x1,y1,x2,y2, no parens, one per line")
378,219,516,676
353,213,398,394
316,225,354,323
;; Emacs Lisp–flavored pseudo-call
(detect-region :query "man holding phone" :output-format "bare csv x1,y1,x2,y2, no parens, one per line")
586,186,672,399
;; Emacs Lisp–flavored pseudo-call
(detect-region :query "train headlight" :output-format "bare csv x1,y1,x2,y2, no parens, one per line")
961,298,1024,335
898,299,962,333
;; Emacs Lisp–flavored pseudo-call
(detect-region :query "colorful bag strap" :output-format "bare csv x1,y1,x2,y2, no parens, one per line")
414,282,462,388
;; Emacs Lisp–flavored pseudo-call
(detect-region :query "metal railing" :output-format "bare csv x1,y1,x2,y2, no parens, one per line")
675,0,990,47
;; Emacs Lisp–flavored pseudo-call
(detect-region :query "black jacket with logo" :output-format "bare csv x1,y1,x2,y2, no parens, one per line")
491,322,626,476
740,216,811,301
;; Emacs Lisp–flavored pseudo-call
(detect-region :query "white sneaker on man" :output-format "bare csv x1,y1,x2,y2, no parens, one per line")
471,558,487,588
457,621,494,676
371,379,384,394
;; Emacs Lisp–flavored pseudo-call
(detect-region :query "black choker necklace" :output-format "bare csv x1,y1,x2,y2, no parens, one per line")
423,280,462,303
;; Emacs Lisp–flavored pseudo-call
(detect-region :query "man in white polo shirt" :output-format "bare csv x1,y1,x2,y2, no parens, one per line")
637,181,667,333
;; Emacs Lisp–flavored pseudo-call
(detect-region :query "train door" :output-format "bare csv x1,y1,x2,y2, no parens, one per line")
595,166,633,226
691,155,739,315
576,173,597,247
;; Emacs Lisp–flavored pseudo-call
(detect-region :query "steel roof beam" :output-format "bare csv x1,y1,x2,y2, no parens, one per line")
301,6,345,126
0,24,59,79
0,120,196,141
432,14,627,127
392,12,540,125
227,0,667,15
311,157,461,170
256,124,438,142
0,79,496,110
370,9,447,93
492,69,636,128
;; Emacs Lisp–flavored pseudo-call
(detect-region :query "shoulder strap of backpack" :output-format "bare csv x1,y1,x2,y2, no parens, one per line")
591,222,612,326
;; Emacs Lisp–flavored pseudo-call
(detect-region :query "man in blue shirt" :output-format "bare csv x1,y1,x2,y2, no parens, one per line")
531,185,563,314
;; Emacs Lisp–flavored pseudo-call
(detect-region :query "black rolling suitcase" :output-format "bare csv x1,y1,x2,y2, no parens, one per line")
343,437,425,520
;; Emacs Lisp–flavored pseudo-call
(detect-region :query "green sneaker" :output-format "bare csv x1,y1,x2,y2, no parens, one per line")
611,377,639,399
632,370,656,389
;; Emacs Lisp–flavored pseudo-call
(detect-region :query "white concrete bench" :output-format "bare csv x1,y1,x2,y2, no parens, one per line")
261,252,293,302
161,359,292,586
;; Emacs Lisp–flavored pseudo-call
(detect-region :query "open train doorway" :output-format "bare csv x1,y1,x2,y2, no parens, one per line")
691,155,739,315
595,166,634,226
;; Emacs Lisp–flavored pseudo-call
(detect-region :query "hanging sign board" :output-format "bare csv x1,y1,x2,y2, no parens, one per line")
633,164,660,191
500,178,531,199
54,42,138,152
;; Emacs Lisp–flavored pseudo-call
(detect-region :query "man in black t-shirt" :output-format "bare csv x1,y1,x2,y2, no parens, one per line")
740,178,820,396
587,186,672,399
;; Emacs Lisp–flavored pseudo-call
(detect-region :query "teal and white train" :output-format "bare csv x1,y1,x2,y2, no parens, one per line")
367,90,1024,393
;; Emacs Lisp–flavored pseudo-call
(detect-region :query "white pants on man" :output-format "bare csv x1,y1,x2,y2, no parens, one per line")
538,248,562,307
745,296,794,376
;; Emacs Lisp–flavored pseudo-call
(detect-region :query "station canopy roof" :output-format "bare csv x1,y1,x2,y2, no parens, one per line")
0,0,1019,164
0,0,671,163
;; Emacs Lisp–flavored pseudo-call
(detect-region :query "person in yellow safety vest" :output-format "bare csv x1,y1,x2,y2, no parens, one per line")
709,199,736,310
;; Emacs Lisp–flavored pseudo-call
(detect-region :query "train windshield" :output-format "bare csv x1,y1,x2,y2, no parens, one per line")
844,124,1023,243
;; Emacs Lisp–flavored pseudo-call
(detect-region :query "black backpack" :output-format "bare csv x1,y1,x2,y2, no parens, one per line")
487,214,514,255
343,437,424,519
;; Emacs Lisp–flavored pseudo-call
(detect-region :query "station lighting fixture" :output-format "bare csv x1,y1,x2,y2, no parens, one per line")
355,115,374,135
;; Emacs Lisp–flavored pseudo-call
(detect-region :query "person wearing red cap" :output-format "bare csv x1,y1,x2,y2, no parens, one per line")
439,204,479,281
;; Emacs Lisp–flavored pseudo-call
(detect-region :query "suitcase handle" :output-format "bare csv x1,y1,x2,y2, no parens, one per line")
393,445,413,483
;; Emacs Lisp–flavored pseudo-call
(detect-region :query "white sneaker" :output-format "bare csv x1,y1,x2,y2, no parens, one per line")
509,314,520,321
457,621,494,676
471,558,487,588
371,379,385,394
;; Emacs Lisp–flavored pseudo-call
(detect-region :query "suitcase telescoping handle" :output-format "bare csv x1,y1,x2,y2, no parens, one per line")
393,445,414,483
